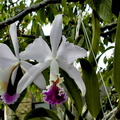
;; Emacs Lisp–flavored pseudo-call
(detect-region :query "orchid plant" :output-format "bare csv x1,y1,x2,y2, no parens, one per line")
0,22,46,104
18,14,87,105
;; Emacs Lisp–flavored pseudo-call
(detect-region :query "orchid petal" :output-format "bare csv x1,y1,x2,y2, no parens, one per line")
9,21,19,58
50,14,62,56
20,36,52,63
59,61,86,96
20,61,32,72
57,36,87,64
0,43,18,62
20,61,46,89
11,66,19,85
0,43,19,69
33,74,46,89
50,58,59,81
0,57,18,69
17,60,51,94
0,65,18,95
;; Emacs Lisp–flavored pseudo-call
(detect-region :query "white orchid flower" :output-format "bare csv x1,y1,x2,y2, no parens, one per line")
19,14,87,105
0,22,46,104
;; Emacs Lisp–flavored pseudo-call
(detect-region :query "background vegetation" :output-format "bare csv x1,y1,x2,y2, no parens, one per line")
0,0,120,119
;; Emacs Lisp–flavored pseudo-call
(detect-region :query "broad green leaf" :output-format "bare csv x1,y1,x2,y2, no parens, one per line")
60,69,83,115
24,107,60,120
88,11,100,67
80,58,101,118
87,0,112,21
113,13,120,97
98,0,112,21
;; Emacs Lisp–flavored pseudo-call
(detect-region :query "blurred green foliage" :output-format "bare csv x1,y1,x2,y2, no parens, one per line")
0,0,119,119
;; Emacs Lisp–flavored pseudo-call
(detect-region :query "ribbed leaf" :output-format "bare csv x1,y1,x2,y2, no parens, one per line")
113,13,120,97
88,11,100,67
80,58,101,118
98,0,112,21
24,107,60,120
87,0,112,21
60,70,83,115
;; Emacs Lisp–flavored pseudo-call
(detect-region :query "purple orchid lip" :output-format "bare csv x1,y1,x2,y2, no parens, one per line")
0,92,20,105
43,78,67,105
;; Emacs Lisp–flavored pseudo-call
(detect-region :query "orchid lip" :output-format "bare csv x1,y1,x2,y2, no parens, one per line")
0,92,20,105
43,78,67,105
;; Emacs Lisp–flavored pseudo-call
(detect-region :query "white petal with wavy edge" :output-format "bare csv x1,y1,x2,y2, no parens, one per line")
57,36,87,65
17,60,51,94
19,36,52,63
58,60,86,96
50,14,62,57
9,21,19,58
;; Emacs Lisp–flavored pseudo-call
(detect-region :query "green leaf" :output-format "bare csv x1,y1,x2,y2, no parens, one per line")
24,107,60,120
42,68,50,86
35,24,45,39
88,11,100,67
113,13,120,97
37,9,46,24
60,69,83,115
46,5,54,23
98,0,112,21
62,0,67,6
80,58,101,118
87,0,112,21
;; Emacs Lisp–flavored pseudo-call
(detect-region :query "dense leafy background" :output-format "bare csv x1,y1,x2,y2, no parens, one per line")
0,0,120,119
